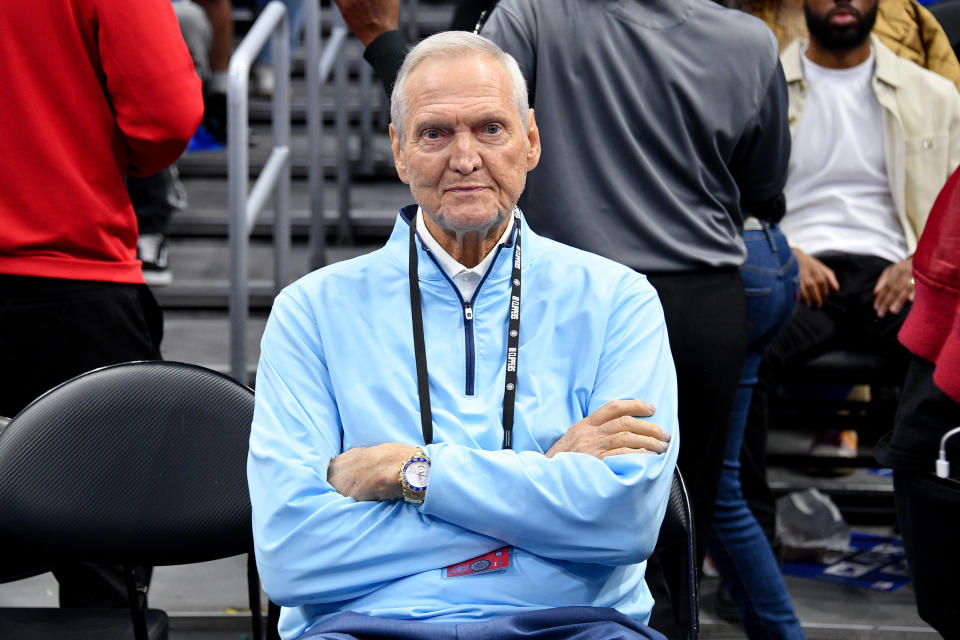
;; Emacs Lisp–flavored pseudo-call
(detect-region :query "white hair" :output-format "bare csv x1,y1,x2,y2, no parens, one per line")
390,31,529,144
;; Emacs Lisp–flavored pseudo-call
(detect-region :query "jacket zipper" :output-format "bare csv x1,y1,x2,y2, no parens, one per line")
422,243,509,397
463,301,475,396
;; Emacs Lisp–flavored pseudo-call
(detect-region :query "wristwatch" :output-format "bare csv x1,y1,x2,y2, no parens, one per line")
399,447,431,504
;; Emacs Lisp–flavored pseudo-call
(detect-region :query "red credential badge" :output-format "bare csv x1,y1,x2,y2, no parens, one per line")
443,546,511,578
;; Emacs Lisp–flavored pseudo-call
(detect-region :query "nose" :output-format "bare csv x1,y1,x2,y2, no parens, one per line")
449,131,482,175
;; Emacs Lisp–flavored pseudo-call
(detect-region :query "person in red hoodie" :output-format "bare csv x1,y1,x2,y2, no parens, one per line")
0,0,202,606
876,166,960,639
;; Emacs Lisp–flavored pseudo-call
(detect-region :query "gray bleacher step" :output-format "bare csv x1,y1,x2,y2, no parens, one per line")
151,240,381,309
162,239,379,281
178,125,396,179
249,83,390,125
767,430,895,524
169,176,408,239
162,313,267,379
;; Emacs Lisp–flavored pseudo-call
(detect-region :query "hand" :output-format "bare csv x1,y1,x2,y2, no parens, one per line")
794,248,840,308
873,257,914,318
546,400,670,460
327,443,416,501
332,0,399,46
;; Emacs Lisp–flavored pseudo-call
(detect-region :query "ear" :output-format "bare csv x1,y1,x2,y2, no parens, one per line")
389,123,410,184
525,109,541,171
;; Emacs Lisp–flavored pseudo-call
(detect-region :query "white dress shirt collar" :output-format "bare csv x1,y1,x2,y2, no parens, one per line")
415,208,515,301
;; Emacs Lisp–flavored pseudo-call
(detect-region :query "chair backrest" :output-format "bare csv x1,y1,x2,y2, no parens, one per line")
655,467,699,640
0,361,255,567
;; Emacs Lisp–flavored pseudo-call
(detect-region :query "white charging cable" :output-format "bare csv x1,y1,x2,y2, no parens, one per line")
936,425,960,478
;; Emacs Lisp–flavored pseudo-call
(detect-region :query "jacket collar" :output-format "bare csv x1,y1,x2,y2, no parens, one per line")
782,35,900,88
387,204,534,286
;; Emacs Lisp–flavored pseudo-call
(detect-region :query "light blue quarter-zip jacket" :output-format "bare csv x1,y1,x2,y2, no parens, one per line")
248,206,679,639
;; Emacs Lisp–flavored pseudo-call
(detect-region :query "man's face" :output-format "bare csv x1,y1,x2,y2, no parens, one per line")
804,0,878,51
390,54,541,236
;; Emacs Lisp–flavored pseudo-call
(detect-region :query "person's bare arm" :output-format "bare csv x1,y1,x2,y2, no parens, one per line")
872,257,914,318
332,0,399,46
794,248,840,308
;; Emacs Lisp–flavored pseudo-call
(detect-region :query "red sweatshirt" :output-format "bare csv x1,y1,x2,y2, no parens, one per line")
899,165,960,402
0,0,203,283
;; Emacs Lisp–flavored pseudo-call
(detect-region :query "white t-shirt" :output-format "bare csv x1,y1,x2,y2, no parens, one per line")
782,48,908,263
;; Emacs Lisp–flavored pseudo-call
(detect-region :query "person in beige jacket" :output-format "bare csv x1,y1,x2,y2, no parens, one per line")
735,0,960,90
783,31,960,255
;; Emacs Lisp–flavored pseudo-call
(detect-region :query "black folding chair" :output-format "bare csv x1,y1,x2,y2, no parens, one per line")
655,467,699,640
0,361,262,640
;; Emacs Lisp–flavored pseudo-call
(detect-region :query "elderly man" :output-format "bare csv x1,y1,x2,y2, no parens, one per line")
248,32,679,640
332,7,789,636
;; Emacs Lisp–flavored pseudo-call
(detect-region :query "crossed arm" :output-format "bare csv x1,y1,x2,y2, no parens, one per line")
249,277,678,606
327,399,670,502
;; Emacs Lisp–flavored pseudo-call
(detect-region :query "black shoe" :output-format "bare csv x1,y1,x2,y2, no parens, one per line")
203,91,227,146
714,582,742,625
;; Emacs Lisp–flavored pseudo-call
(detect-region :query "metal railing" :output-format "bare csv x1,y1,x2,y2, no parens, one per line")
304,0,421,268
305,0,349,268
228,0,291,383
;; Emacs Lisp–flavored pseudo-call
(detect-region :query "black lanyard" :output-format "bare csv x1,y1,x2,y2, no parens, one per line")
408,210,522,449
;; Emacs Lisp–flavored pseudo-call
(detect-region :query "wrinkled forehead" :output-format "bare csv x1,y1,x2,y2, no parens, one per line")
402,54,514,119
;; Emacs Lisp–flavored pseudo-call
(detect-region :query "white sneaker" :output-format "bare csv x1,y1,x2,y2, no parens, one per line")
253,64,275,97
138,233,172,287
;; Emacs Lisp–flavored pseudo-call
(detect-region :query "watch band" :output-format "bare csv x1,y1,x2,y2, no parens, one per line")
399,447,430,504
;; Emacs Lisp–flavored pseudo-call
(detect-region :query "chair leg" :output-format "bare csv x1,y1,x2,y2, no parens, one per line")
125,565,150,640
268,600,282,640
248,553,264,640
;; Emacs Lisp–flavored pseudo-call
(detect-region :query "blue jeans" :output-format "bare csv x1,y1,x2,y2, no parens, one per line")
707,222,804,639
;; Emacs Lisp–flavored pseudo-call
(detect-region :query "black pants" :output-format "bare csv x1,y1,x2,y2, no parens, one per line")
644,268,747,639
886,355,960,639
895,472,960,639
741,254,911,543
0,274,163,607
128,171,172,236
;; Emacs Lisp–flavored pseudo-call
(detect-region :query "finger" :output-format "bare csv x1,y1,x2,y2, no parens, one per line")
601,417,670,443
599,447,658,459
587,399,656,425
872,274,887,297
599,429,669,454
825,268,840,292
887,288,912,316
807,281,823,308
873,287,893,317
816,278,832,305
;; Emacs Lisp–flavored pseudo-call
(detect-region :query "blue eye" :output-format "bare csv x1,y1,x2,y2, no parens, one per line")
423,129,441,140
484,124,502,135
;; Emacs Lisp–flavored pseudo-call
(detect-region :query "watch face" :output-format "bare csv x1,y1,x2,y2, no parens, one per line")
403,459,430,491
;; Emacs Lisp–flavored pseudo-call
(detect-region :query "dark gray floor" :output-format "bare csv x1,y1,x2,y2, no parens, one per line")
0,543,935,639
